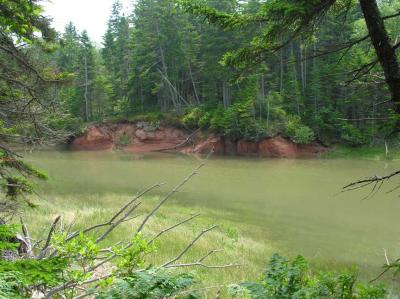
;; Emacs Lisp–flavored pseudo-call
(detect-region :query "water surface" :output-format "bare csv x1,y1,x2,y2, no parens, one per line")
26,151,400,282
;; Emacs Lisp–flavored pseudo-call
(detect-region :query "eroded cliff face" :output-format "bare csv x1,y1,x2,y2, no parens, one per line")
71,122,327,158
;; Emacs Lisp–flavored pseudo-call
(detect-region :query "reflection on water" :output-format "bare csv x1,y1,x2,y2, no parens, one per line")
25,150,400,282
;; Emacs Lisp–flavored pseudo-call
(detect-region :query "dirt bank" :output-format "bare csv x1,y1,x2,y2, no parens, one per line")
71,122,327,158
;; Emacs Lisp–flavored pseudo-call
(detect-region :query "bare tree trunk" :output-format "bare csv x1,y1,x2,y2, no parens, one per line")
222,79,230,108
84,56,89,122
140,80,144,113
304,45,307,93
155,22,182,115
189,62,200,105
280,49,284,93
299,39,306,96
313,43,318,118
292,43,301,116
359,0,400,113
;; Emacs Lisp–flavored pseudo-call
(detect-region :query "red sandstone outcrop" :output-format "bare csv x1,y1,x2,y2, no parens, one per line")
71,125,114,151
237,140,258,156
258,136,298,158
70,123,327,158
182,135,225,155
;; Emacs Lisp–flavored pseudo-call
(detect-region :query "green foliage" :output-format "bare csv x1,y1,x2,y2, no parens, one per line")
0,0,56,42
117,134,131,147
0,150,48,211
129,113,163,123
0,258,68,288
0,271,24,299
340,124,367,147
114,233,156,276
45,113,83,133
0,224,19,251
225,226,239,242
284,116,315,144
181,107,203,129
96,270,197,299
230,254,386,299
52,232,100,281
182,100,267,141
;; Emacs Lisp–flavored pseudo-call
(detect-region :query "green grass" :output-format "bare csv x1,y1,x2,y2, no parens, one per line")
322,144,400,161
23,193,275,298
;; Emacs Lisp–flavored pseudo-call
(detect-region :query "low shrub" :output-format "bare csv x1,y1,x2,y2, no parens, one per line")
96,270,197,299
340,124,367,147
230,254,386,299
284,116,315,144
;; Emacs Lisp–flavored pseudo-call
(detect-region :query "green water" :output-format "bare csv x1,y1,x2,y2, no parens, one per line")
26,150,400,281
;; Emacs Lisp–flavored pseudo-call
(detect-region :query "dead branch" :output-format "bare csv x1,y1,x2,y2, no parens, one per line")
156,128,201,152
95,202,142,244
343,170,400,190
38,216,61,259
45,274,113,299
160,225,218,268
165,262,240,269
66,184,162,241
383,10,400,21
338,117,390,121
36,152,237,299
137,151,212,233
148,213,200,245
346,59,379,85
163,249,240,269
343,170,400,200
20,217,32,256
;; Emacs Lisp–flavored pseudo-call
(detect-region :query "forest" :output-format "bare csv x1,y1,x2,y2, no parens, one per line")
1,0,400,298
21,0,400,146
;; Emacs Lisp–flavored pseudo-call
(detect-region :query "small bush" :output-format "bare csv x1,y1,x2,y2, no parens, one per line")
117,134,131,147
210,100,267,141
285,116,315,144
340,124,367,146
181,107,203,129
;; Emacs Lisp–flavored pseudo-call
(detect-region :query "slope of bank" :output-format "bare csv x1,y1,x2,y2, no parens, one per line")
70,122,328,158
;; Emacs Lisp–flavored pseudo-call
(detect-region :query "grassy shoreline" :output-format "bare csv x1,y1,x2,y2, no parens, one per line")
322,144,400,161
23,193,275,298
23,191,395,297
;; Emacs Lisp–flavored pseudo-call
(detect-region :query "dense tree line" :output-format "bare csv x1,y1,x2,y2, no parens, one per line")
1,1,400,298
50,0,400,146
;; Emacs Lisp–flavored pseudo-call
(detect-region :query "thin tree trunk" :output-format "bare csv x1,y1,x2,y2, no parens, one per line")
155,21,182,115
313,43,318,118
140,80,144,113
222,79,230,108
299,39,306,96
292,43,301,116
280,49,284,93
84,56,89,122
189,62,200,105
